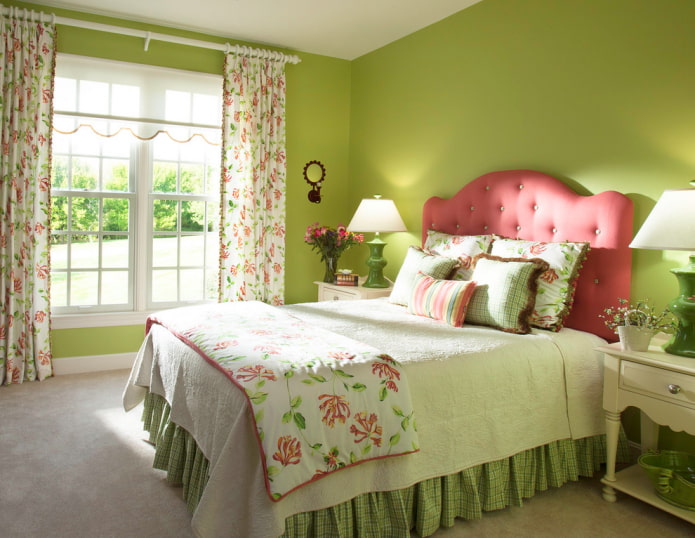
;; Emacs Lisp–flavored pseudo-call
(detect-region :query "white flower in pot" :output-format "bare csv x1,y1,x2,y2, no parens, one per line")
600,298,677,352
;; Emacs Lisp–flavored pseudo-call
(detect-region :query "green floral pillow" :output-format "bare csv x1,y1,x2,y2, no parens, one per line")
389,246,460,307
423,230,496,280
490,239,589,331
466,253,549,334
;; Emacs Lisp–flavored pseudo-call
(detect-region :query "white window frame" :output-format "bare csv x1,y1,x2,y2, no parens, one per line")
51,54,222,328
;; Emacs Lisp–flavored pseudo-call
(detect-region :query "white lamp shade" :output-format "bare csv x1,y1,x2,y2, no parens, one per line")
630,189,695,250
348,198,407,233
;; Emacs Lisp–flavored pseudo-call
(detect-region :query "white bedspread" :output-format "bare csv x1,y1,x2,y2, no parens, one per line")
123,298,607,538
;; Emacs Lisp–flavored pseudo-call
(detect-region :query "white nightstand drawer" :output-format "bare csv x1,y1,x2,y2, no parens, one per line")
320,287,359,301
621,361,695,409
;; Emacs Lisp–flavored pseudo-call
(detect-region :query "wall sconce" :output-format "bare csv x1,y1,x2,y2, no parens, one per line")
303,160,326,203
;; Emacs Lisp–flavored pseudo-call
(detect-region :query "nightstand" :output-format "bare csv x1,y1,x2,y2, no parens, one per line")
315,280,393,301
598,341,695,524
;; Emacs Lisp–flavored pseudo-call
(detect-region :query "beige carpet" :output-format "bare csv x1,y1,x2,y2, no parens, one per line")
0,369,692,537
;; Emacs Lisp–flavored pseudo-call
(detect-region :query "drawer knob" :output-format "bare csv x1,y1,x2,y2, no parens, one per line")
667,384,682,395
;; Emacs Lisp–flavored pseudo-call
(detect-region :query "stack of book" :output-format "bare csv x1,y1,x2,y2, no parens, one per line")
333,273,359,286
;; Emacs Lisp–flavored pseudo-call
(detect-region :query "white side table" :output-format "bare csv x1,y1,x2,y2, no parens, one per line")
315,280,392,302
598,341,695,523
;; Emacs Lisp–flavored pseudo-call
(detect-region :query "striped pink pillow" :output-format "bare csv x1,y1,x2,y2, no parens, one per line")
407,272,477,327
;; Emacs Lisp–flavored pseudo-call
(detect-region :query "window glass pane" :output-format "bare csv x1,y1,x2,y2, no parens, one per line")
193,93,219,125
51,272,67,307
71,157,99,190
103,198,129,232
101,271,129,304
51,196,68,231
70,272,99,305
180,269,203,301
52,126,72,154
71,198,99,232
206,163,220,195
103,127,131,158
205,269,218,300
54,77,77,110
111,84,139,117
79,80,109,114
52,155,70,191
103,159,129,192
152,235,178,267
206,202,219,232
72,126,101,156
152,135,178,161
205,233,218,267
181,164,204,194
165,90,191,123
50,235,68,269
181,201,205,232
153,162,178,193
152,269,177,302
102,236,129,268
179,235,203,265
69,234,99,268
153,200,178,231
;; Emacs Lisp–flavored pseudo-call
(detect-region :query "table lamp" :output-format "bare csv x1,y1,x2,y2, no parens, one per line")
348,196,407,288
629,188,695,357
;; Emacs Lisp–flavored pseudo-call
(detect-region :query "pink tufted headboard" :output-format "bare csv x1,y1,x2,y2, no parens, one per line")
422,170,633,341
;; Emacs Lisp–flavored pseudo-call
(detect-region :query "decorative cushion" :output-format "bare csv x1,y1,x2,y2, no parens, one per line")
466,253,549,334
490,238,589,331
389,246,460,306
423,230,496,280
407,272,477,327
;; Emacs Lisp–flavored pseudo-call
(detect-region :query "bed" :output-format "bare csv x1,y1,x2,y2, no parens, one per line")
123,169,634,537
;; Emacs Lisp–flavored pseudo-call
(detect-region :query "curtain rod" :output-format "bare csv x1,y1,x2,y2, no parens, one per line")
1,5,301,64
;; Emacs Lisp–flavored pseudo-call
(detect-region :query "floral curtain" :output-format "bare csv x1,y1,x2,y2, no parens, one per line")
0,8,55,384
219,52,288,305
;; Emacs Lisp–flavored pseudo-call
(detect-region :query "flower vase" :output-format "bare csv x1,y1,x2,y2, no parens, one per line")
618,325,654,352
323,256,338,283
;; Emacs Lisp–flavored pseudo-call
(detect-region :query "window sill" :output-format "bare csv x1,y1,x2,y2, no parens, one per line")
52,311,152,330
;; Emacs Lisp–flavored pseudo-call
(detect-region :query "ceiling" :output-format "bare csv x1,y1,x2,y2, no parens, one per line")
33,0,483,60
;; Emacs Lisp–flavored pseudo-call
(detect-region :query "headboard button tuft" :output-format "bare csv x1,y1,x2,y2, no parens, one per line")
500,206,505,211
552,227,557,233
516,225,521,231
456,224,460,229
485,185,490,191
533,204,539,211
519,184,524,189
470,206,475,211
483,225,488,230
595,229,601,235
594,278,600,284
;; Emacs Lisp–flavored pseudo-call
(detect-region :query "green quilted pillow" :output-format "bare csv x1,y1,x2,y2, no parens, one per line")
489,238,589,331
466,253,549,334
389,246,460,306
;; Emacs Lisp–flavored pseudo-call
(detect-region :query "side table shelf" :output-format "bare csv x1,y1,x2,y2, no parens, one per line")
601,465,695,524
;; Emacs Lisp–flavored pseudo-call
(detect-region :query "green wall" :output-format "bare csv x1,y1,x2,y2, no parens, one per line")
349,0,695,452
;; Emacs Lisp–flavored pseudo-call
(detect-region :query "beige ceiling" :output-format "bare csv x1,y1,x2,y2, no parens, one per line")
33,0,482,60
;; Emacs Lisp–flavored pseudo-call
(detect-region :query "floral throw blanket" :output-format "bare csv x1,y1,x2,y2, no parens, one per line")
146,301,419,501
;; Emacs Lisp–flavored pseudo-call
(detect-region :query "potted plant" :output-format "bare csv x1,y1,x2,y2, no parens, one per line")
600,298,677,351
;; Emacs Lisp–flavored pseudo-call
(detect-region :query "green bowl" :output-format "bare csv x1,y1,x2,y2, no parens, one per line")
638,450,695,511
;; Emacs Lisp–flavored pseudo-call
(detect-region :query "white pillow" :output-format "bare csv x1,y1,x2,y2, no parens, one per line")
424,230,496,280
388,246,460,306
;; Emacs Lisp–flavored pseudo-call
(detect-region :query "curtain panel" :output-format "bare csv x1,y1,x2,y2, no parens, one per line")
219,53,287,305
0,9,55,384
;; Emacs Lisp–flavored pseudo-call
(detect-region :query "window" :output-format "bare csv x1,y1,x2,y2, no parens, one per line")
51,55,222,315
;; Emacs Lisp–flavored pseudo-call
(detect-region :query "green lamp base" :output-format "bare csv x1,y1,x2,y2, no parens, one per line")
362,236,390,288
664,255,695,358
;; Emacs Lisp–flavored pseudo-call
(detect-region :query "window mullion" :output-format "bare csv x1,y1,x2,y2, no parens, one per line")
134,140,151,312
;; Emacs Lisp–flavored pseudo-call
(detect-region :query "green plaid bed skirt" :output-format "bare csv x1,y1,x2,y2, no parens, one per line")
142,392,629,537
